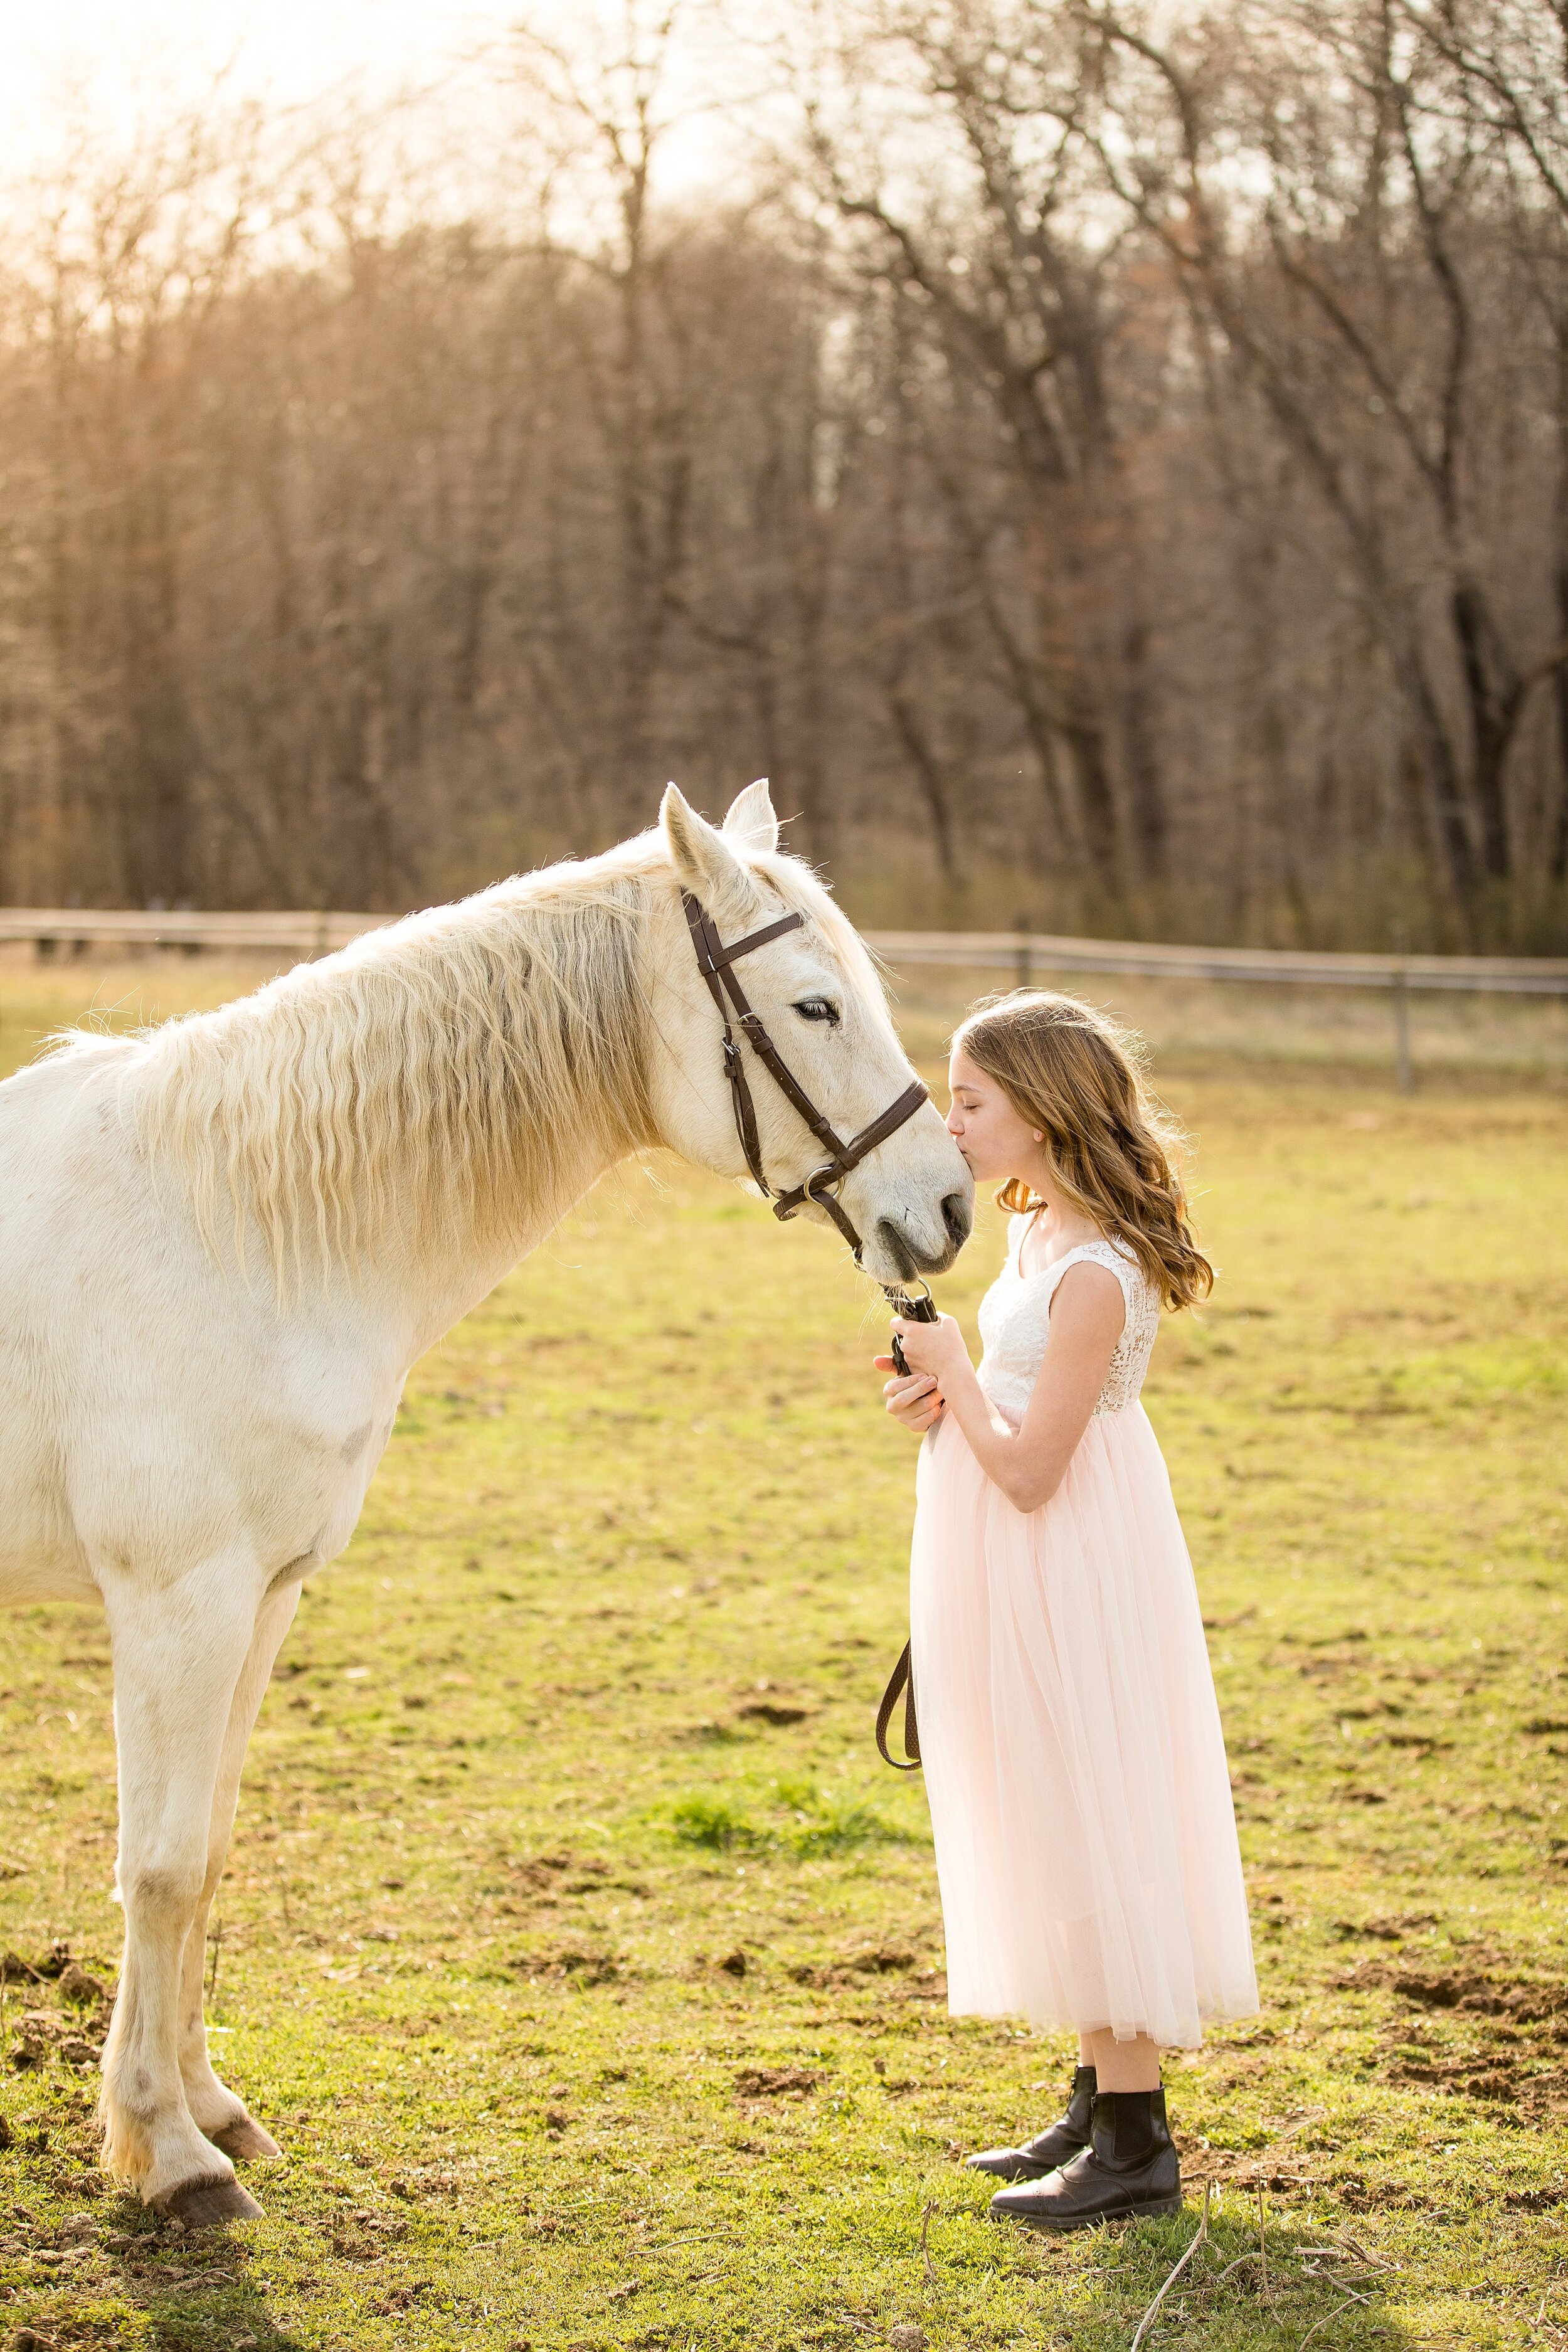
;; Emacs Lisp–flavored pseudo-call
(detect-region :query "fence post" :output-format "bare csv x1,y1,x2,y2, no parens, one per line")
1014,913,1032,992
1393,966,1414,1094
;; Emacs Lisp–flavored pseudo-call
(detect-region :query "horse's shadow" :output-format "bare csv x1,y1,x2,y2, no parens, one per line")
23,2199,307,2351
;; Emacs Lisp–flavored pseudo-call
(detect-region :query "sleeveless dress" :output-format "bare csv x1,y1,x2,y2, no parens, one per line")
909,1219,1258,2048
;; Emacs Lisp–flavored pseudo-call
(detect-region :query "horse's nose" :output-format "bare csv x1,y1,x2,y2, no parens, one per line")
882,1189,973,1278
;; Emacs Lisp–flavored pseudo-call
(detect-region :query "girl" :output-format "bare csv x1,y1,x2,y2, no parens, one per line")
880,992,1257,2233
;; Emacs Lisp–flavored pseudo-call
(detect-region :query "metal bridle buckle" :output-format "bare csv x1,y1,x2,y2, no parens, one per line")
802,1162,845,1209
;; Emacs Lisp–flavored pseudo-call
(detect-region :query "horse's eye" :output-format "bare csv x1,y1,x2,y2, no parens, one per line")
792,997,840,1028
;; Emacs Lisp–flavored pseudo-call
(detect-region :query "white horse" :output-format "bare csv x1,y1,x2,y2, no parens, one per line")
0,783,971,2226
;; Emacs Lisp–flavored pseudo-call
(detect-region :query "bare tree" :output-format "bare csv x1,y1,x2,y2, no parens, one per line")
0,1,1564,946
1076,0,1568,933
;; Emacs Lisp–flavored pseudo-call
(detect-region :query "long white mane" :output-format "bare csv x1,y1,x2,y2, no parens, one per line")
118,844,663,1286
67,831,886,1291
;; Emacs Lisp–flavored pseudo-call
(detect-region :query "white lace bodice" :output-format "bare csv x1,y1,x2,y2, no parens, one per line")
976,1217,1162,1427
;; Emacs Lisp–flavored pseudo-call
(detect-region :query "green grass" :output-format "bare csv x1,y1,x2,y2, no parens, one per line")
1,955,1566,2349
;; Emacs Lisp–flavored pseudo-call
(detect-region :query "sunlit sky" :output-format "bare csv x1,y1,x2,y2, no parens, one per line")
3,0,758,191
8,1,495,122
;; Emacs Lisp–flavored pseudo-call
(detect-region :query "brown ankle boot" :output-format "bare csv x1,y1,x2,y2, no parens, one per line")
988,2087,1182,2231
965,2065,1097,2183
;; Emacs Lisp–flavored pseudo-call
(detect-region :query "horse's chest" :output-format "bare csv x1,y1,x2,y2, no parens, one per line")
40,1292,401,1576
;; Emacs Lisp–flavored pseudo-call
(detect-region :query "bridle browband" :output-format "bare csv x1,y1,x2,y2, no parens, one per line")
681,889,929,1263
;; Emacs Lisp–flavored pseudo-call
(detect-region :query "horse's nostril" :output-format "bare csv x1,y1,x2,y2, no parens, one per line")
942,1190,972,1249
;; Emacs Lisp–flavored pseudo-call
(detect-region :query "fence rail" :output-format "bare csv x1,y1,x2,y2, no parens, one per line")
6,905,1568,990
6,906,1567,1091
862,927,1568,997
0,908,378,953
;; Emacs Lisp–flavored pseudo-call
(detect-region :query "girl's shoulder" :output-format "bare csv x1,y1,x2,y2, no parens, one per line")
1055,1230,1152,1300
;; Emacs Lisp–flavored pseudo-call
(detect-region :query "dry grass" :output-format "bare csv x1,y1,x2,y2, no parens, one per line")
0,949,1564,2349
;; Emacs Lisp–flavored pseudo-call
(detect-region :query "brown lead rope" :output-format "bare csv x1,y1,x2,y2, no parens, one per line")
681,885,933,1771
875,1640,921,1771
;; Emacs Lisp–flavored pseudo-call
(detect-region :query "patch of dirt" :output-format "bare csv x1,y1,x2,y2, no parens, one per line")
735,1700,812,1727
1290,1646,1370,1679
329,2210,410,2259
788,1946,923,1989
1335,1958,1568,2019
1382,2045,1568,2117
1169,2134,1315,2194
57,1963,110,2008
1333,2169,1434,2210
508,1853,610,1894
523,1944,623,1986
1331,1912,1440,1941
0,1940,91,1989
7,2008,101,2072
1384,2058,1520,2100
734,2065,819,2100
1344,1956,1568,2116
387,2168,464,2200
368,2285,423,2313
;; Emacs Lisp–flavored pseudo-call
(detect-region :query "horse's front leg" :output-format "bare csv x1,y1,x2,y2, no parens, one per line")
176,1579,300,2163
100,1558,265,2225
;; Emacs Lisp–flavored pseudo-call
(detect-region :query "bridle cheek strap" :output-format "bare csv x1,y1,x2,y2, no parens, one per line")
681,889,929,1263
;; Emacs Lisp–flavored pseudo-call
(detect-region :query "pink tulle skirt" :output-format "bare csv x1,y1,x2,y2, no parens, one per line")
910,1401,1258,2048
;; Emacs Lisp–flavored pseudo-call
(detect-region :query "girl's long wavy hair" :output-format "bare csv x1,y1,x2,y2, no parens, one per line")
955,990,1212,1312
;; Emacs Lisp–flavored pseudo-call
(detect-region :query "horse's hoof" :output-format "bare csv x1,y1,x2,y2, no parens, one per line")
158,2173,264,2228
212,2117,282,2163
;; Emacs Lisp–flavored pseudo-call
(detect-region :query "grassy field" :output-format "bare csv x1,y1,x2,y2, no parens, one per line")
1,954,1565,2352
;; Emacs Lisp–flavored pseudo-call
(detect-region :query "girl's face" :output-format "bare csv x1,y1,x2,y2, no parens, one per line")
945,1044,1047,1187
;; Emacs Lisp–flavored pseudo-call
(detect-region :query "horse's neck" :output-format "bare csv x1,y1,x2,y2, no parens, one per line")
378,1130,624,1360
138,862,662,1348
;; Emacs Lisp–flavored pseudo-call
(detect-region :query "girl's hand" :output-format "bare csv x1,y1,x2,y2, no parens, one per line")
890,1310,969,1384
873,1355,946,1433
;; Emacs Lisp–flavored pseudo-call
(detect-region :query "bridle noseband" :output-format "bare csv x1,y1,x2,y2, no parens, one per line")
682,890,929,1263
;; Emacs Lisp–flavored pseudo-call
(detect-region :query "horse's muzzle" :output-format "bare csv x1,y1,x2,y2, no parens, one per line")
876,1189,972,1279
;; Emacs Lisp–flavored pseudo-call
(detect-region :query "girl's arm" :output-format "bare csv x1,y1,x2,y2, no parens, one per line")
893,1263,1125,1512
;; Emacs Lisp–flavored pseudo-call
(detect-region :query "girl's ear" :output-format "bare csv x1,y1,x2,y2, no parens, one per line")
661,783,761,927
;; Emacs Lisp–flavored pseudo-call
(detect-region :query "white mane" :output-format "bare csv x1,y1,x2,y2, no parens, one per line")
120,843,662,1287
70,833,886,1291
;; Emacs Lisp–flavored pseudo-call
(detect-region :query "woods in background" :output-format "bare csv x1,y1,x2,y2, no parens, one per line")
2,0,1566,948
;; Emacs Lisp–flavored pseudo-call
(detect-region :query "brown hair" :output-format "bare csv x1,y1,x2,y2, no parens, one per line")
954,990,1213,1312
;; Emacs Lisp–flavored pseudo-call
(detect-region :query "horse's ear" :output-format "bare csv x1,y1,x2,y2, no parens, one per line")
661,783,759,922
722,778,779,856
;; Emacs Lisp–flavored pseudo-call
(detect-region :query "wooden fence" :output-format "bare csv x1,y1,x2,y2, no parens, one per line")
6,906,1568,1091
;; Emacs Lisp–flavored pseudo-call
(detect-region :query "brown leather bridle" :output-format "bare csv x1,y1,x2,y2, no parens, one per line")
682,890,929,1264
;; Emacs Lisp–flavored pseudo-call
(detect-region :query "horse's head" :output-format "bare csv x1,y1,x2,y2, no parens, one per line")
645,781,973,1284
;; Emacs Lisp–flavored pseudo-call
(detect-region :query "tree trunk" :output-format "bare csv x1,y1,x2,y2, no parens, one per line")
1118,615,1168,885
